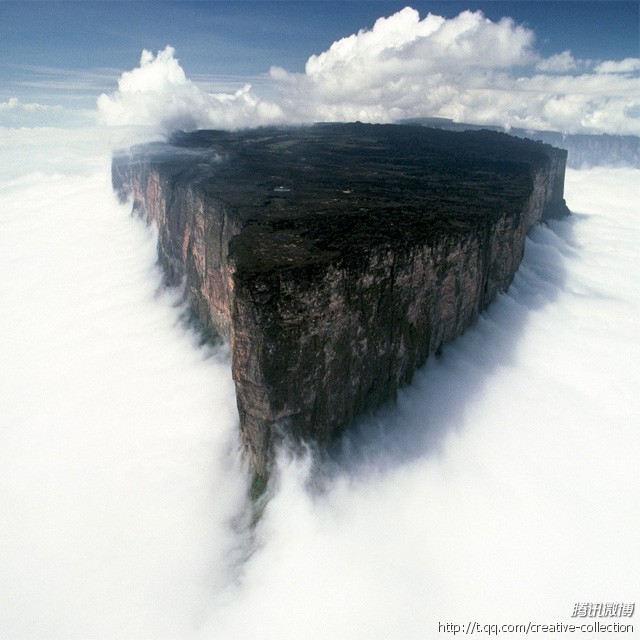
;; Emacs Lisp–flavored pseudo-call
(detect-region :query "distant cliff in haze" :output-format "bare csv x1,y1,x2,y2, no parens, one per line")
112,123,569,478
400,118,639,168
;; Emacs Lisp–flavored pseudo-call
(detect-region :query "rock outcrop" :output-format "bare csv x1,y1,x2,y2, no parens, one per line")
112,123,569,477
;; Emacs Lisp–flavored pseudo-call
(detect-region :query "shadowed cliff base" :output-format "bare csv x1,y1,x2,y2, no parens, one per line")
112,123,570,479
303,215,574,489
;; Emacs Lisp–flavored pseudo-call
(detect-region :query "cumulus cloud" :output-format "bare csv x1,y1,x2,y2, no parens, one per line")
535,50,580,73
270,8,538,125
304,8,536,76
267,7,640,134
504,71,640,133
97,46,284,134
97,10,640,136
594,57,640,74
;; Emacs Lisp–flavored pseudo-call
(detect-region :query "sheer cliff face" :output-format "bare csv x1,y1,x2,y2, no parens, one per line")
112,124,569,477
114,160,240,339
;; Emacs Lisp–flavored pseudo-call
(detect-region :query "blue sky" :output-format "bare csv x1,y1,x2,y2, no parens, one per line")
2,2,638,87
2,2,639,67
1,1,639,134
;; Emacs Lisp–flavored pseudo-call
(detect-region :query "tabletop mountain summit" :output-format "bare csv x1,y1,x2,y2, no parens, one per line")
112,123,569,478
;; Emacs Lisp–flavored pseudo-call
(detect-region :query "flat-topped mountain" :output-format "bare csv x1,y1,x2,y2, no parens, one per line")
112,123,569,478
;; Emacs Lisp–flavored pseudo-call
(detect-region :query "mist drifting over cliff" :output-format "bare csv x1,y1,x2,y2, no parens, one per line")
1,3,639,637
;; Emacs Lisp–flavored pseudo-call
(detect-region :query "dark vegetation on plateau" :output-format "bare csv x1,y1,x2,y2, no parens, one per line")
147,123,553,273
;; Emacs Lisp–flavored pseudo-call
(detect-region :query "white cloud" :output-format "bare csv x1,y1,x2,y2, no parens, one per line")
0,97,61,112
97,46,284,135
96,10,640,137
506,72,640,134
595,57,640,74
270,8,537,124
264,7,639,135
535,50,579,73
0,97,20,110
0,135,250,637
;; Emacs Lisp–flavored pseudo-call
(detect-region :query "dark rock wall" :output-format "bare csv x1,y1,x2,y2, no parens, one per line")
113,161,240,339
113,137,568,478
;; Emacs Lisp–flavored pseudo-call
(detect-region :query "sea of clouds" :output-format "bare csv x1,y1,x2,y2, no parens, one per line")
1,6,639,639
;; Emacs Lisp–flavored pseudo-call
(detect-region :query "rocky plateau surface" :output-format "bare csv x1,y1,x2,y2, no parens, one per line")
112,123,569,478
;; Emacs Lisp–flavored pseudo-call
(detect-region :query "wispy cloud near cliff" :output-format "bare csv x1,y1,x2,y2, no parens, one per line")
97,7,640,136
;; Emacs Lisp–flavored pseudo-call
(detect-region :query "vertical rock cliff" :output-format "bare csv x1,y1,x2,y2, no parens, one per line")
112,123,569,477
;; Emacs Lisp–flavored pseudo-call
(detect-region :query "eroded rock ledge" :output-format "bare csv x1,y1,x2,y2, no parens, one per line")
112,123,569,477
